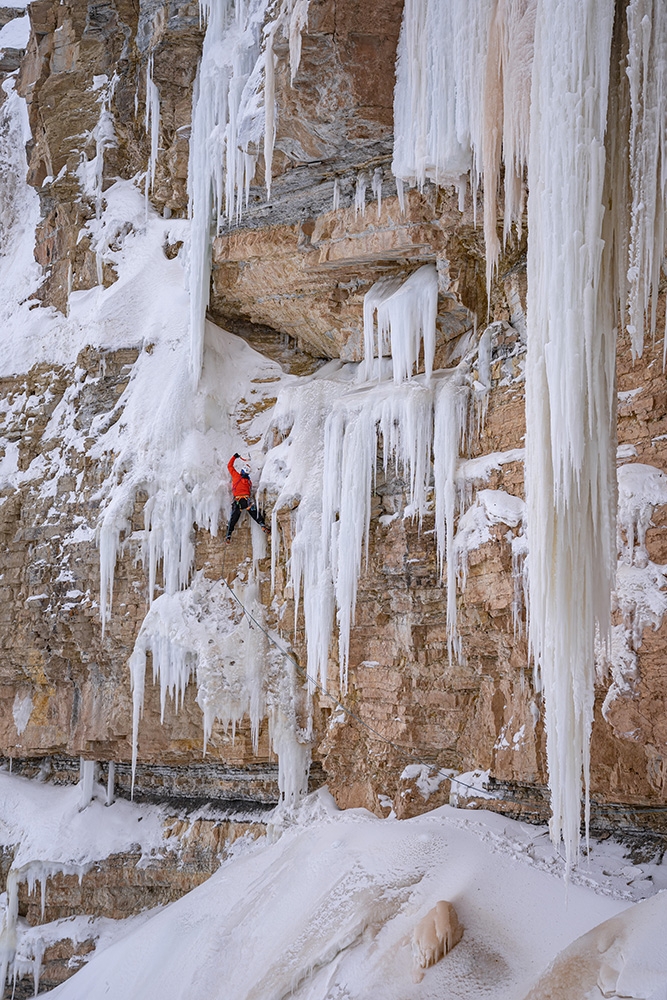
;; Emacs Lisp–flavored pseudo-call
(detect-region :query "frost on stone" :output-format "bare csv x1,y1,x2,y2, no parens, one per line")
453,488,525,592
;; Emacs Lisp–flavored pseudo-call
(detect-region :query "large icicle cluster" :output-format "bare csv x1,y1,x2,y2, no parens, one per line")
262,268,472,694
392,0,536,289
362,265,438,383
128,572,309,805
393,0,667,866
188,0,310,378
187,0,269,379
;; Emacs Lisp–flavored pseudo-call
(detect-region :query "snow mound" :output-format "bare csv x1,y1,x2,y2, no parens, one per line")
523,890,667,1000
42,797,636,1000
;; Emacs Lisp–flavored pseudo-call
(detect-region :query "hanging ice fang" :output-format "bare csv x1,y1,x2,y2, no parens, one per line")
525,0,616,870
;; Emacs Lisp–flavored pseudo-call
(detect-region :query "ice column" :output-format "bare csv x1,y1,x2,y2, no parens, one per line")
525,0,616,867
78,758,96,811
433,371,470,661
625,0,667,357
144,54,160,202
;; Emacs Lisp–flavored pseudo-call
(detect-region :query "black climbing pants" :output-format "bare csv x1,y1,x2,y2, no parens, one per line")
226,497,265,538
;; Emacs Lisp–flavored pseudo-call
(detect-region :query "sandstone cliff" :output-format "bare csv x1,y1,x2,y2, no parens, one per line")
0,0,665,991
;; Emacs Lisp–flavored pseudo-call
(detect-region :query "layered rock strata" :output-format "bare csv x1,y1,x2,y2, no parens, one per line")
0,1,665,992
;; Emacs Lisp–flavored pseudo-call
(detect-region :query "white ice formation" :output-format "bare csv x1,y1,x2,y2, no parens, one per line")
144,55,160,203
393,0,667,866
362,265,438,384
129,572,308,804
187,0,310,379
262,268,474,692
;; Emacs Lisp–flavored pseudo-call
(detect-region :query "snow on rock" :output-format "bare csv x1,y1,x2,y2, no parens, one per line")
0,769,168,990
12,910,161,998
523,890,667,1000
0,12,28,51
41,795,646,1000
617,462,667,562
400,764,451,801
453,489,524,591
456,448,525,489
78,178,286,632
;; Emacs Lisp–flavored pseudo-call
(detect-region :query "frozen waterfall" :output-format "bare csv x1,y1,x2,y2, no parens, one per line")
393,0,666,866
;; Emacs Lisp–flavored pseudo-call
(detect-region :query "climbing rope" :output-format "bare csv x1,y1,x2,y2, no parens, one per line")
221,575,491,799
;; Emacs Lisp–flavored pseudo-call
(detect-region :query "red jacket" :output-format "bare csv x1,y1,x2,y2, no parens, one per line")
228,455,252,499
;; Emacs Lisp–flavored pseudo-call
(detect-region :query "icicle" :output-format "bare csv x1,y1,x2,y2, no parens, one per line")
363,265,438,384
372,167,383,218
395,176,405,214
354,172,368,218
78,758,96,810
129,574,280,784
105,761,115,806
144,54,160,205
270,702,310,807
332,177,340,211
187,0,311,376
0,870,18,989
392,0,535,289
288,0,310,84
264,356,470,695
187,0,266,379
92,78,117,222
525,0,616,870
433,371,470,660
392,0,491,192
362,274,404,382
264,17,278,202
499,0,535,243
129,643,146,798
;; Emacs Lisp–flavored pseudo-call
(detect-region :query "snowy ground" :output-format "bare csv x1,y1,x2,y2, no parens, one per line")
0,783,649,1000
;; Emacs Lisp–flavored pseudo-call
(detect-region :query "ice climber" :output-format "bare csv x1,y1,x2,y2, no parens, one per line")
226,453,267,542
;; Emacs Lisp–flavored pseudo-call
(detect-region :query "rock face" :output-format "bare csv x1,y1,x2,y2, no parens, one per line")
0,0,666,990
